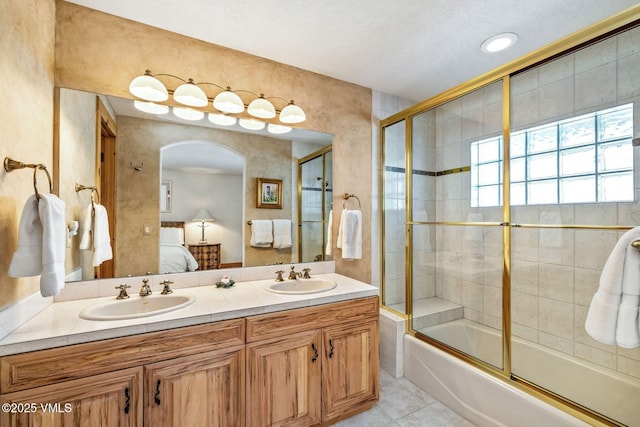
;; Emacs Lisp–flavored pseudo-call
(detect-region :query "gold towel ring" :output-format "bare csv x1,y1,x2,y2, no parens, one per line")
33,164,53,200
4,157,53,201
342,193,361,209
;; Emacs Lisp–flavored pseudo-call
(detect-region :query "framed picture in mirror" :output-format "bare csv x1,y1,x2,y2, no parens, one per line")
257,178,282,209
160,180,172,212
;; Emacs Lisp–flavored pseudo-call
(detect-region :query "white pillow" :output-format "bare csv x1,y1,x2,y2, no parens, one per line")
160,227,184,245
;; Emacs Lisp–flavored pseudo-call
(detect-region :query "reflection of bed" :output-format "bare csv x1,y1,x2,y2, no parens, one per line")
160,221,199,273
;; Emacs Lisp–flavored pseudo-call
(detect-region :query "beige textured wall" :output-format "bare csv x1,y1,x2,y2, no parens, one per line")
0,0,56,310
55,1,373,282
58,88,97,280
116,116,294,276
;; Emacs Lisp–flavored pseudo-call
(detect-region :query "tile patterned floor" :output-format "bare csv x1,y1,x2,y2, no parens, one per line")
335,369,476,427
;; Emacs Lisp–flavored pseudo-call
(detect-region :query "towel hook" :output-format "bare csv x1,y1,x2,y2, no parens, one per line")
4,157,53,200
342,193,361,209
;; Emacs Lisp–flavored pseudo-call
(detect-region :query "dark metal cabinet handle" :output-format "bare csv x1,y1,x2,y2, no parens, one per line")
154,379,161,405
329,339,334,359
311,343,318,363
124,387,131,414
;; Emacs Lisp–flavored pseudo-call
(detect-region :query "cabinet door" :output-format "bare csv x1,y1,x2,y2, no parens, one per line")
145,345,244,427
322,320,379,421
0,367,142,427
246,330,321,427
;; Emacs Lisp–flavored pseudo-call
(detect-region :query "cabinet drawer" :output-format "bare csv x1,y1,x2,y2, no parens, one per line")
1,318,244,393
246,297,378,343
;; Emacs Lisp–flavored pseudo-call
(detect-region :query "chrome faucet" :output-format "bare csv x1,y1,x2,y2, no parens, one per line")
139,278,152,297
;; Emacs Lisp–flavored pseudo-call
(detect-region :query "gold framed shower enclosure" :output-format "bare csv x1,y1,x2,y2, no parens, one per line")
379,5,640,427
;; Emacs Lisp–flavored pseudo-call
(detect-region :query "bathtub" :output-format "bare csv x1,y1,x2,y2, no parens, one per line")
404,319,640,427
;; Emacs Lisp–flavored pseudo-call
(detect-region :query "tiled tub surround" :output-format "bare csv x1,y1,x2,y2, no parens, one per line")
0,262,379,356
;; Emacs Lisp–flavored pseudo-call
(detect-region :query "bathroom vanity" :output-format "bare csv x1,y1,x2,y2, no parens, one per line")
0,273,379,427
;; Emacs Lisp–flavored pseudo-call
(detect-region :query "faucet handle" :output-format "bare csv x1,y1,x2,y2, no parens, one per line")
140,278,152,296
302,268,311,279
161,280,174,295
275,270,285,282
115,284,131,300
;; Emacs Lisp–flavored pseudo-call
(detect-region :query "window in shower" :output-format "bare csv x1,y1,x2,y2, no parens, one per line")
470,103,634,208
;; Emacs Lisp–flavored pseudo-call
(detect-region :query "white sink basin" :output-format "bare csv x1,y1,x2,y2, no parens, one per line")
79,293,196,321
267,278,337,295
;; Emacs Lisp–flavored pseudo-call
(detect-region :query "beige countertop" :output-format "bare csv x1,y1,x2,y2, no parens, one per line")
0,273,378,356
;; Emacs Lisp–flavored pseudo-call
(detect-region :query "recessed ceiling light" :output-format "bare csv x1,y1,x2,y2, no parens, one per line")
480,32,518,53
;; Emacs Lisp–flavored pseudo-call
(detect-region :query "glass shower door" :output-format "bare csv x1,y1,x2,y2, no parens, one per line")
410,81,505,370
299,148,332,263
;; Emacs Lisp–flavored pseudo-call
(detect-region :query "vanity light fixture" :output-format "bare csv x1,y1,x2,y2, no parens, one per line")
173,107,204,121
134,100,169,115
208,113,237,126
239,118,266,130
279,101,306,123
480,32,518,53
213,87,245,114
173,79,208,107
129,70,168,101
267,123,292,134
247,94,276,119
128,70,307,124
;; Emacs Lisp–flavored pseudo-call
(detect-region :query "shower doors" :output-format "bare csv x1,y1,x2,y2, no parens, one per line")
380,17,640,426
298,147,333,263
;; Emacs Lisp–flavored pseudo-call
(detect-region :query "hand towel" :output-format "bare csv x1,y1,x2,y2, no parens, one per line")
336,209,346,249
79,204,92,250
586,226,640,347
325,209,333,256
250,220,273,247
38,194,66,297
272,219,292,249
91,204,113,267
80,203,114,266
339,209,362,260
8,195,43,277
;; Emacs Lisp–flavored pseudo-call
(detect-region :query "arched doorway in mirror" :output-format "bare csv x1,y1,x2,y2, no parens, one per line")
160,141,245,271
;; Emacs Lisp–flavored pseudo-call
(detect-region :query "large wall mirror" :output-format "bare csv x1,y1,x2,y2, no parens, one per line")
57,87,332,282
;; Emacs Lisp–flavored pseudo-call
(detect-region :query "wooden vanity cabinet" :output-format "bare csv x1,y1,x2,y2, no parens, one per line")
145,346,245,427
0,367,143,427
246,330,323,427
0,296,379,427
321,321,379,421
246,296,379,426
0,318,244,427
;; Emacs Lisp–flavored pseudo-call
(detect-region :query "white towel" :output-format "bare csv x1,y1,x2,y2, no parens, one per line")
585,227,640,347
9,195,43,277
338,209,362,260
79,203,114,266
250,220,273,247
37,194,66,297
272,219,292,249
325,209,333,257
336,210,346,249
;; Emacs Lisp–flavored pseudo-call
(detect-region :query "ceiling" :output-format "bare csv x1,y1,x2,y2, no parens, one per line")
66,1,637,104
